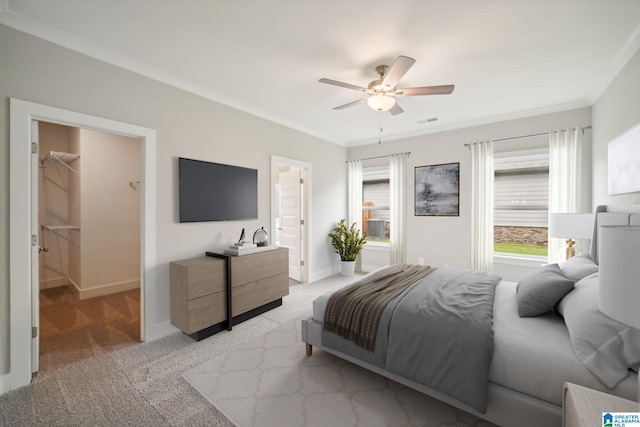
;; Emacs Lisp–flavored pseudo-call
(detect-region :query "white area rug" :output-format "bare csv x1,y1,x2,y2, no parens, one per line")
184,319,494,427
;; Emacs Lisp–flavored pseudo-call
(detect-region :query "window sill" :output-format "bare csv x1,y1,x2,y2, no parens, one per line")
493,253,548,267
363,241,390,251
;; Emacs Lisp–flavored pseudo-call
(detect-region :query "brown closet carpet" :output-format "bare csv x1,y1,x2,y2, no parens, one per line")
39,286,141,373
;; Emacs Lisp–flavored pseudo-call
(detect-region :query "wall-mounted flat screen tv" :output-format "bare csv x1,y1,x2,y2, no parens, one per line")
179,157,258,222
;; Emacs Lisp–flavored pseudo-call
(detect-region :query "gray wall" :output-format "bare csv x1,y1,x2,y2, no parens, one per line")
348,107,592,276
0,24,347,378
592,47,640,207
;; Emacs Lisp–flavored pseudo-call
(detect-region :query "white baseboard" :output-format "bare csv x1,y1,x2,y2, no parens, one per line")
145,320,179,342
39,277,69,290
0,372,7,395
72,279,141,300
361,263,388,273
309,266,339,283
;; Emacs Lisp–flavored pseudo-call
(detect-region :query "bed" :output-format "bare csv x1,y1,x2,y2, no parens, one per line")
301,205,640,427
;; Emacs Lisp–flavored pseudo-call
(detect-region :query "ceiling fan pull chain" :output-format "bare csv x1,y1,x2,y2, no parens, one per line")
379,114,383,144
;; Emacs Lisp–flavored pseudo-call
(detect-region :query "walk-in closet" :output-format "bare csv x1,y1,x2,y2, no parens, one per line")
38,122,142,371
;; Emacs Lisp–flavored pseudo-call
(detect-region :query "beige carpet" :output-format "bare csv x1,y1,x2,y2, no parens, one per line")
0,275,357,426
184,319,495,427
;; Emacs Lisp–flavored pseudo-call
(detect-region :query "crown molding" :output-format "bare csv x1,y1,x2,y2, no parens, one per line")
0,9,343,146
347,100,591,148
588,21,640,104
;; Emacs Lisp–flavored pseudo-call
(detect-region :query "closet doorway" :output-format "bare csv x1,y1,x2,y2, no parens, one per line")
37,122,142,373
9,98,158,392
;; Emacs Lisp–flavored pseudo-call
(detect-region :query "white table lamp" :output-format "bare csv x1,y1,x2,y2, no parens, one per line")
549,213,594,260
598,225,640,402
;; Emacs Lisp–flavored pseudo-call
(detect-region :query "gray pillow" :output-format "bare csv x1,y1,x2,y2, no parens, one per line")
557,273,640,388
560,254,599,282
516,264,575,317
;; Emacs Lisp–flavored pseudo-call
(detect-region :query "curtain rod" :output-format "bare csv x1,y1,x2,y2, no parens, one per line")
464,126,592,147
345,151,411,163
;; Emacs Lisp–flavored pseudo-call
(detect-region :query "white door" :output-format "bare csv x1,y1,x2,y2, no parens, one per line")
279,168,302,281
31,120,40,373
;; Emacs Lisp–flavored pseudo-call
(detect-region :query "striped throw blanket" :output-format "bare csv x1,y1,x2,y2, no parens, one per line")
323,264,434,351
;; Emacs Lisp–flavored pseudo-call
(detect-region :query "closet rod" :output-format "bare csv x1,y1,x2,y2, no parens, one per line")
464,126,592,147
345,151,411,163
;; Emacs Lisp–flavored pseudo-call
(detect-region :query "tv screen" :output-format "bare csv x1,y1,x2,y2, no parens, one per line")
179,157,258,222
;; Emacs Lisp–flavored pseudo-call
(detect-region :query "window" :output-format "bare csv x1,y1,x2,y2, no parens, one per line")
362,162,390,243
494,149,549,257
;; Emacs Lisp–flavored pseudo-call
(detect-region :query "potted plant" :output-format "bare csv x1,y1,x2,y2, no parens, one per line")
328,219,367,276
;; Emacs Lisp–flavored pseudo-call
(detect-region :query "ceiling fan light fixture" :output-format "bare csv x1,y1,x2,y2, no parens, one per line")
367,93,396,112
319,55,454,115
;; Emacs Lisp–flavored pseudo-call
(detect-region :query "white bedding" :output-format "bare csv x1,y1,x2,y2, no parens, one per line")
312,278,637,407
489,280,636,405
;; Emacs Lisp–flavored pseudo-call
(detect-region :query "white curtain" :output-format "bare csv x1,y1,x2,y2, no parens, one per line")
389,153,408,264
470,140,494,271
347,159,363,270
548,128,582,264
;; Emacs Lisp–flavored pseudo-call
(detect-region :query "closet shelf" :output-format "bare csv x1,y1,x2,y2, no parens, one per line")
43,225,80,231
43,151,80,176
42,225,80,245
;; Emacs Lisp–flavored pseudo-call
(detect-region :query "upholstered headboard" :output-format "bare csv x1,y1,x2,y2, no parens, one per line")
590,204,640,264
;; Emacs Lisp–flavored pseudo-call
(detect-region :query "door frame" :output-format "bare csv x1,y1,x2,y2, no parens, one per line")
270,155,311,283
9,98,157,392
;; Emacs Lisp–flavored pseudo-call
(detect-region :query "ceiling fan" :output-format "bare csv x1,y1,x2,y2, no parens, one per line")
319,55,454,115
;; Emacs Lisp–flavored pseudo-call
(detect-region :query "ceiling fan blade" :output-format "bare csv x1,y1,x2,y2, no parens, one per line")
381,55,416,88
319,78,367,92
333,98,366,110
396,85,455,96
389,103,404,115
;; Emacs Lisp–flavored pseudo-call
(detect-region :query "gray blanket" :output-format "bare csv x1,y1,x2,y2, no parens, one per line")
323,264,434,351
321,266,500,413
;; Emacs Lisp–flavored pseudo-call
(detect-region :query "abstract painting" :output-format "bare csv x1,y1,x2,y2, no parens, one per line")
608,121,640,195
415,162,460,216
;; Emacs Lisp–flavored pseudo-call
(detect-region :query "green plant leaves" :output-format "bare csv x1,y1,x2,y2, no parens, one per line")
328,219,367,261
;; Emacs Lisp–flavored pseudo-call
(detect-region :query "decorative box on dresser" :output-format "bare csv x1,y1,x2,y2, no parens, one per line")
170,247,289,340
563,382,638,427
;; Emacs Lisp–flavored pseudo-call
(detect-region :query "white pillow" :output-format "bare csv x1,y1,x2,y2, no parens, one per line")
557,273,640,387
559,254,599,282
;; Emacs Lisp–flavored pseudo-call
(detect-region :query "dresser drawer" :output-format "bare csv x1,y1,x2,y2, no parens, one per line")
231,248,288,286
170,256,225,300
186,291,226,334
232,272,289,316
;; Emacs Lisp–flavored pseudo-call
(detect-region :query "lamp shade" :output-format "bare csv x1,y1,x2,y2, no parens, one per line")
366,93,395,112
598,225,640,329
548,213,593,239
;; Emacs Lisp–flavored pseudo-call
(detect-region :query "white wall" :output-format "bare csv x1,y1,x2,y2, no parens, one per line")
349,107,592,281
361,243,390,272
592,47,640,207
0,24,347,380
38,125,141,297
77,128,141,297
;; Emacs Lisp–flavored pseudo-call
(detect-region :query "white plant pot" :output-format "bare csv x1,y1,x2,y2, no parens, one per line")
340,260,356,277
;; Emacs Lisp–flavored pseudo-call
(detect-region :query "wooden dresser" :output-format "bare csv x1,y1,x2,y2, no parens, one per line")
170,247,289,340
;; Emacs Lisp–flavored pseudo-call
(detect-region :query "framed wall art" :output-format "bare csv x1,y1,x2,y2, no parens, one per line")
607,121,640,195
415,162,460,216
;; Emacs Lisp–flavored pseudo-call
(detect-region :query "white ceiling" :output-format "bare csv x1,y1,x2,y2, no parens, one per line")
3,1,640,147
